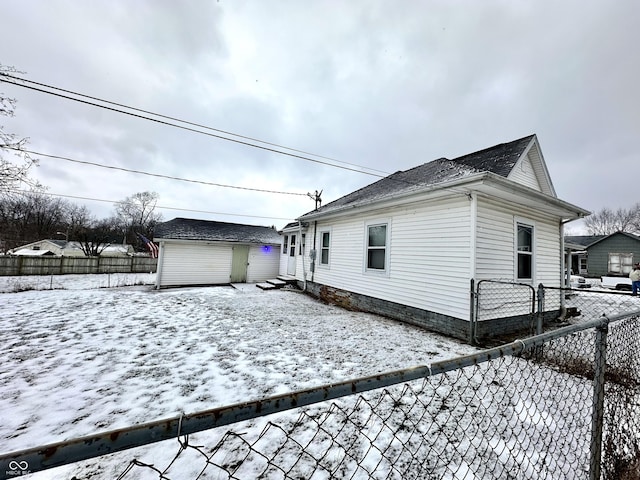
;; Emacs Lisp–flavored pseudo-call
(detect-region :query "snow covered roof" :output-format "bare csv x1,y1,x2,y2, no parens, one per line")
299,135,536,219
11,248,56,256
155,218,282,244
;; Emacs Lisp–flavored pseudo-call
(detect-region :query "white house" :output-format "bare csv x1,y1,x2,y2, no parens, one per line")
154,218,282,288
282,135,590,340
10,239,134,257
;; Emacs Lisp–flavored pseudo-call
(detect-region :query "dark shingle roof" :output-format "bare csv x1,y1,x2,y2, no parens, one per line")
564,235,607,248
155,218,282,244
452,135,534,176
300,135,535,218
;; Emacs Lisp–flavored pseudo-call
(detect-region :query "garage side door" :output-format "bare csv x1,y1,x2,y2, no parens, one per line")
159,242,232,287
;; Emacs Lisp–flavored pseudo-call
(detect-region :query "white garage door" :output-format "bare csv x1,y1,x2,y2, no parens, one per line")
159,242,232,287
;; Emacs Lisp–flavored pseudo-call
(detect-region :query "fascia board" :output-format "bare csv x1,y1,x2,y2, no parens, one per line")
298,173,489,222
154,238,282,246
298,172,590,222
479,173,590,220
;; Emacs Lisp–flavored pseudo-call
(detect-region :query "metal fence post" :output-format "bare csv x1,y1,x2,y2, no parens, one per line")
469,279,476,345
589,320,609,480
536,284,544,335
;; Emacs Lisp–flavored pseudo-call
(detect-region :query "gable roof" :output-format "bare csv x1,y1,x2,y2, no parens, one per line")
453,134,534,177
566,232,640,249
299,134,576,220
154,218,282,244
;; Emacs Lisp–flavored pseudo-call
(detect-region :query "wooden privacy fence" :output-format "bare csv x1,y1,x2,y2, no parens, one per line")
0,256,157,276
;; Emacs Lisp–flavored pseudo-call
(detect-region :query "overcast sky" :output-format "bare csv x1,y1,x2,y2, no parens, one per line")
1,1,638,233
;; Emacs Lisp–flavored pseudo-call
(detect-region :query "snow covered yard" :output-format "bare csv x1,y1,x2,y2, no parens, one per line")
1,275,477,479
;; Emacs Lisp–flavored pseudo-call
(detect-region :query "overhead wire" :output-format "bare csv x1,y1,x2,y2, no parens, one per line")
0,73,390,178
8,147,308,196
0,73,392,176
5,189,296,222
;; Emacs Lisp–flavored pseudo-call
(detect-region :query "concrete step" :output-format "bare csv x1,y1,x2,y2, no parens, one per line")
267,279,287,288
256,282,278,290
276,275,298,284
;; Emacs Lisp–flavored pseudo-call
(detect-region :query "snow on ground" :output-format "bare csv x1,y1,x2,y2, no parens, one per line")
0,274,477,479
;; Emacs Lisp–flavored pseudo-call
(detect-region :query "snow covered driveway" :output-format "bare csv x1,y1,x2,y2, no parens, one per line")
1,276,475,475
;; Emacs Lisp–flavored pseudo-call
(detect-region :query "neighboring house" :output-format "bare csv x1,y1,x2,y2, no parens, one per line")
9,240,134,257
565,232,640,277
154,217,282,288
285,134,589,340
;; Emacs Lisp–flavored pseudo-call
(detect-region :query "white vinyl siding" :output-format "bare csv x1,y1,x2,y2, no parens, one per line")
159,242,232,287
508,153,542,192
476,197,561,288
311,196,471,320
159,241,282,287
247,245,280,282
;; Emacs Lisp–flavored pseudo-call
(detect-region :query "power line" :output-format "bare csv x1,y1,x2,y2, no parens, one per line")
9,147,308,197
1,73,392,176
0,73,390,178
6,189,296,222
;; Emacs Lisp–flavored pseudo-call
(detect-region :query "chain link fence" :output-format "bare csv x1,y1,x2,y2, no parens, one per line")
3,308,639,479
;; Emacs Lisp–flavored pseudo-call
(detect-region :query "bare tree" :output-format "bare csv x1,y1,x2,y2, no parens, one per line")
0,64,39,196
114,191,163,248
584,204,640,235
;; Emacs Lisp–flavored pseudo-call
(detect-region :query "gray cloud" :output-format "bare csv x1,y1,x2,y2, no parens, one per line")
1,0,639,229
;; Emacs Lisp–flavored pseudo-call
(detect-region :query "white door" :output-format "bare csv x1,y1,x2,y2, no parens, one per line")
287,234,296,275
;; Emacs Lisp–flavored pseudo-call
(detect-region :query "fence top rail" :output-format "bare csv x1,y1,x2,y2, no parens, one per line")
3,309,640,475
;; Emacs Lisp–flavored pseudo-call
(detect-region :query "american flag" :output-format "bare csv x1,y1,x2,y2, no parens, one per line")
137,233,159,259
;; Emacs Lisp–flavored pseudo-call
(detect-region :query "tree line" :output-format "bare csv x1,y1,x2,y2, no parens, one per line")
583,204,640,236
0,190,162,255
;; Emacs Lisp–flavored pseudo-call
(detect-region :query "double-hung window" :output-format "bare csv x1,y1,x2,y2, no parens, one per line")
320,231,330,265
516,222,534,281
366,222,389,273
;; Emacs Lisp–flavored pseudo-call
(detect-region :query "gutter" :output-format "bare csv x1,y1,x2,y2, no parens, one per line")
299,172,590,223
298,221,307,291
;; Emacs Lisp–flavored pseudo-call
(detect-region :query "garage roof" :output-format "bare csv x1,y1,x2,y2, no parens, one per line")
154,218,282,244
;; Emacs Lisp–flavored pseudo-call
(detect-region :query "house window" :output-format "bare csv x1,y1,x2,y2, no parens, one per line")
517,223,533,281
608,253,633,274
366,222,389,272
320,231,330,265
289,235,296,257
283,235,288,255
300,234,306,255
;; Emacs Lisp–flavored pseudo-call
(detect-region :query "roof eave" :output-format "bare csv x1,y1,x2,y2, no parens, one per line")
298,172,590,222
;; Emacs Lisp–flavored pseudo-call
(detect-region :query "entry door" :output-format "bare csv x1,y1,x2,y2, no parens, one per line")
231,245,250,283
287,235,296,275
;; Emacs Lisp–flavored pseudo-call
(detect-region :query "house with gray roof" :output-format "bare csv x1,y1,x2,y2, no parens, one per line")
565,232,640,278
283,134,590,340
154,218,282,288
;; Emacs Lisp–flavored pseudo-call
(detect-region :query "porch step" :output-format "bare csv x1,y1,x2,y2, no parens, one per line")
256,276,299,291
276,275,298,284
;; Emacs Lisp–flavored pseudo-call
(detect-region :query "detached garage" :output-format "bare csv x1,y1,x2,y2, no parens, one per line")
154,218,282,288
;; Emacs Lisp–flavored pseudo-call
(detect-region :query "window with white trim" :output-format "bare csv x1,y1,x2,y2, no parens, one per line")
320,231,330,265
365,222,389,272
516,223,533,281
282,235,288,255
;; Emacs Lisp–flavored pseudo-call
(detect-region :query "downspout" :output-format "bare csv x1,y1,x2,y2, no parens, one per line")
468,192,479,344
298,221,307,292
311,221,317,283
155,241,164,290
557,220,571,320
